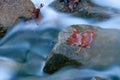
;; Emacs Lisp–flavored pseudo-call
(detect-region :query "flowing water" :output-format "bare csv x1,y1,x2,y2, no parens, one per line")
0,0,120,80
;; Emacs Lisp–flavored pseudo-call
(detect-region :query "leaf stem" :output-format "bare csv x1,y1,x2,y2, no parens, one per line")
76,46,83,54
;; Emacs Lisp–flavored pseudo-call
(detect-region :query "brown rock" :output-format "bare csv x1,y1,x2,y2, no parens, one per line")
0,0,35,37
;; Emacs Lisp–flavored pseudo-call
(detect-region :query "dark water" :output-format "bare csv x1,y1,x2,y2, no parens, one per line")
0,0,120,80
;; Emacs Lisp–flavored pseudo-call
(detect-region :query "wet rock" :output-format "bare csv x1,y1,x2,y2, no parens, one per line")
43,24,120,73
49,0,120,21
43,53,82,74
0,25,7,38
0,0,35,37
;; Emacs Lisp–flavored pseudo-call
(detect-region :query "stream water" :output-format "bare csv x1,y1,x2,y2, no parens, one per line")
0,0,120,80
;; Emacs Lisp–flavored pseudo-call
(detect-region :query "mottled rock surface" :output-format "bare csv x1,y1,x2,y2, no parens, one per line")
43,25,120,73
0,0,35,38
49,0,120,21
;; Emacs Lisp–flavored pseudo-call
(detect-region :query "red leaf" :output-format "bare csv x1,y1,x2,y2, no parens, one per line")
32,3,44,24
59,0,80,12
33,9,40,18
68,0,74,12
66,29,96,48
81,30,96,48
66,29,82,46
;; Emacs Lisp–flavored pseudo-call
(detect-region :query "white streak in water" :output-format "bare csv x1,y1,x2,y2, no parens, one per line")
91,0,120,10
0,57,18,80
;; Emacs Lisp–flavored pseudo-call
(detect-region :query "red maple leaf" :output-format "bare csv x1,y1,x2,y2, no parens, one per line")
81,30,96,48
66,28,82,46
66,28,96,54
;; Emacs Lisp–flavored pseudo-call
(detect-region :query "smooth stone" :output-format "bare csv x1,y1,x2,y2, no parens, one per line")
43,24,120,73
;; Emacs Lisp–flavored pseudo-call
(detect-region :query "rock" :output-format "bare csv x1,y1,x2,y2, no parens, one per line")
0,0,35,37
0,25,7,38
43,24,120,73
49,0,120,21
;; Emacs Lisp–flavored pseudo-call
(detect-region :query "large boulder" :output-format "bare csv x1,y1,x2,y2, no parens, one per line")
49,0,120,21
43,25,120,73
0,0,35,38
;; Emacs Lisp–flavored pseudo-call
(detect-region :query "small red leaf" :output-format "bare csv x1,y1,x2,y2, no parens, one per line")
66,28,96,54
66,28,82,46
32,3,44,24
33,9,40,18
59,0,80,12
68,0,74,12
81,30,96,48
66,29,96,48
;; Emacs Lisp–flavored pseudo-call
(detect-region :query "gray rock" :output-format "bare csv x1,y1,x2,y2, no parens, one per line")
0,0,35,37
43,25,120,73
49,0,120,21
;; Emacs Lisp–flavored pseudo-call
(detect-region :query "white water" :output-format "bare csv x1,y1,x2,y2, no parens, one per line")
31,0,120,29
91,0,120,10
0,57,18,80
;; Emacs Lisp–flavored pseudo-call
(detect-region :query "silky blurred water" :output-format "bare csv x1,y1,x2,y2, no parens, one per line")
91,0,120,10
0,0,120,80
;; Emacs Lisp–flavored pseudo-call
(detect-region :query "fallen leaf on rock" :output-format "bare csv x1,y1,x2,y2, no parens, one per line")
81,30,96,48
66,28,96,54
66,28,82,46
59,0,80,12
